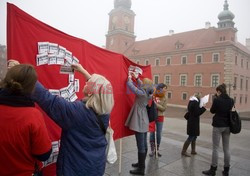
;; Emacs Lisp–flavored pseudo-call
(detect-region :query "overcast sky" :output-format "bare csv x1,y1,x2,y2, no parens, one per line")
0,0,249,47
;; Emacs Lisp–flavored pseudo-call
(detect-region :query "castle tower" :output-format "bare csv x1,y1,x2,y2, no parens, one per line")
106,0,136,54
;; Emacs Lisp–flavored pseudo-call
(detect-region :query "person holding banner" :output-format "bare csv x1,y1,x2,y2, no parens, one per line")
125,72,154,175
0,64,52,176
32,63,114,176
149,83,168,157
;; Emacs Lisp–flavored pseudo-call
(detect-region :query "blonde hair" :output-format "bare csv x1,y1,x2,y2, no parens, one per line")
141,78,153,90
85,74,114,115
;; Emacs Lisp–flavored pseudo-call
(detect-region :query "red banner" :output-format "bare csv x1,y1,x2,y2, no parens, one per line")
7,3,152,174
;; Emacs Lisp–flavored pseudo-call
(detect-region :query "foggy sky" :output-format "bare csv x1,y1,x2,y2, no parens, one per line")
0,0,249,47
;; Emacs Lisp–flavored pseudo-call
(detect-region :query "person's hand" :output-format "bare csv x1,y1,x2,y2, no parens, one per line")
71,63,91,80
71,63,85,72
7,60,20,69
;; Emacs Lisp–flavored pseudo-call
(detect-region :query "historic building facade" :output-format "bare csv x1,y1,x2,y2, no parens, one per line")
106,0,250,111
0,45,7,82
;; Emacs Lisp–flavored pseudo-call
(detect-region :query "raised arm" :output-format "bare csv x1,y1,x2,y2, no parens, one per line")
127,77,145,96
72,63,91,80
32,82,83,129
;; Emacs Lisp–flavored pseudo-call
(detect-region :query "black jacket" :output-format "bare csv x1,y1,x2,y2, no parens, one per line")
187,100,206,136
210,93,234,127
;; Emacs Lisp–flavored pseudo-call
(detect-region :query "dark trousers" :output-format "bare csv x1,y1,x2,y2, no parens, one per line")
135,132,148,153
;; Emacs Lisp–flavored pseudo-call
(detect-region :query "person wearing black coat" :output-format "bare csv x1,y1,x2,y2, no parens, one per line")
181,94,206,157
202,83,234,176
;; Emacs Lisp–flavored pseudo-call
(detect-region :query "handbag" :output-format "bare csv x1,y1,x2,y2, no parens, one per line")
184,111,190,120
146,98,158,122
105,126,117,164
229,103,241,134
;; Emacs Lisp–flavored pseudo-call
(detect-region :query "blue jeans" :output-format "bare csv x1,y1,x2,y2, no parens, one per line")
135,132,148,153
149,121,163,145
186,136,197,142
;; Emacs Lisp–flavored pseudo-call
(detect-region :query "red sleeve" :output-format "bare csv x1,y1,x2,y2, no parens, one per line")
30,110,52,155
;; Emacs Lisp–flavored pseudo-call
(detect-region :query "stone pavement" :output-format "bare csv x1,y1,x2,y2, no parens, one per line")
104,107,250,176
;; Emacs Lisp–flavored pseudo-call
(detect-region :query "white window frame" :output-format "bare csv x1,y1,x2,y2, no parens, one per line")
211,74,220,87
155,58,160,66
213,53,220,63
145,59,149,66
166,57,171,65
181,56,187,64
180,74,187,86
167,91,172,99
165,74,171,85
196,54,202,64
194,74,202,87
182,92,188,100
154,75,159,84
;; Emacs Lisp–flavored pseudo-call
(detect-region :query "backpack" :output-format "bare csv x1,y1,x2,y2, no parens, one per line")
229,100,241,134
146,99,158,122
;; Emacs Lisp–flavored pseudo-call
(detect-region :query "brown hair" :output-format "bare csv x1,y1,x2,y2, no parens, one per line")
0,64,37,95
216,83,227,94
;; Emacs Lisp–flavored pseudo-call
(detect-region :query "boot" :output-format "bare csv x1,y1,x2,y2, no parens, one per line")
222,166,230,176
132,149,147,168
130,152,145,175
181,141,191,157
191,141,197,155
202,166,217,176
149,142,155,157
157,144,162,157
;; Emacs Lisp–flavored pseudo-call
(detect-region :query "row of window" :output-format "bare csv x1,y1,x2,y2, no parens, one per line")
136,53,221,66
234,77,249,91
235,55,249,69
153,74,221,88
167,91,248,105
154,74,250,90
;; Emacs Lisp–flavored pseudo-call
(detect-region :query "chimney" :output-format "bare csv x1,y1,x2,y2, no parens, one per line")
205,22,211,29
246,38,250,51
169,30,174,36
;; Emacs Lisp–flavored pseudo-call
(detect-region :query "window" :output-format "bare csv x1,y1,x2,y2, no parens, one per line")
165,75,171,85
182,92,187,100
234,96,237,104
241,59,244,68
136,60,140,64
196,55,202,64
167,92,172,99
155,59,160,66
246,79,248,91
211,74,220,87
154,75,159,84
245,95,248,104
194,74,202,87
235,55,238,65
145,59,149,66
247,62,249,69
240,95,242,104
213,53,219,62
180,74,187,86
240,78,243,90
234,77,237,90
181,56,187,64
166,57,171,65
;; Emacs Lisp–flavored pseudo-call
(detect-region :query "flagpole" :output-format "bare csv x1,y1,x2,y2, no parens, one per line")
118,138,122,174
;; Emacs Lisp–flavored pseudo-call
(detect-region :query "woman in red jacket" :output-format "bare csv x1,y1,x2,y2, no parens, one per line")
0,64,52,176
